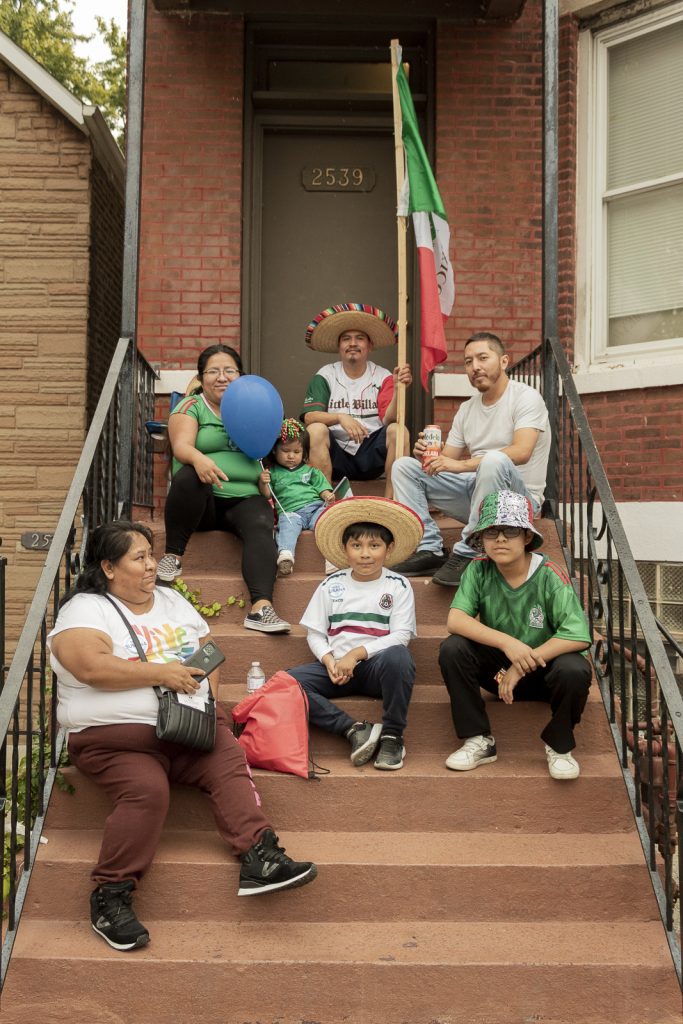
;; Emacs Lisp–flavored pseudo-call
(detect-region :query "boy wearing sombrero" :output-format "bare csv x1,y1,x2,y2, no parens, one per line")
301,303,412,498
439,491,592,780
287,497,423,771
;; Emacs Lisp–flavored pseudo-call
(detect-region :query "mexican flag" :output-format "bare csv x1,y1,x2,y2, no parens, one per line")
396,53,454,390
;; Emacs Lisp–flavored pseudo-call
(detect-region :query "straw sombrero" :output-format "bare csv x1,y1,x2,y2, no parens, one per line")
314,497,423,569
305,303,398,353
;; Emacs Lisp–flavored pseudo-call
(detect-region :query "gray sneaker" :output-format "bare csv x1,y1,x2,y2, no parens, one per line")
345,721,382,766
156,554,183,583
374,734,406,771
244,604,291,634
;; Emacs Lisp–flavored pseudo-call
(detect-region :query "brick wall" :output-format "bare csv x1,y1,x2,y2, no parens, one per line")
435,2,543,372
0,60,92,649
138,7,244,369
137,1,681,505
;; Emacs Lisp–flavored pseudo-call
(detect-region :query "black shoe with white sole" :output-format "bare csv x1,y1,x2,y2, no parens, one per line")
374,734,406,771
90,881,150,951
238,829,317,896
346,721,383,766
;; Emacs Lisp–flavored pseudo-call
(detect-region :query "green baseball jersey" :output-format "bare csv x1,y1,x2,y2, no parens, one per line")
451,555,591,649
270,463,331,513
171,394,261,499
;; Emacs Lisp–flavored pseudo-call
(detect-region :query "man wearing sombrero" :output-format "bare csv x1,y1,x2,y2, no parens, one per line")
301,303,412,498
287,496,423,771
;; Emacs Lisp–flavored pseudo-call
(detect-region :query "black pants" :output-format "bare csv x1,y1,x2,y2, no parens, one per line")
438,634,592,754
164,464,277,604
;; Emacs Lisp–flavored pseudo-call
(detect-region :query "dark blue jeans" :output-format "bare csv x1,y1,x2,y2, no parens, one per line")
288,645,416,739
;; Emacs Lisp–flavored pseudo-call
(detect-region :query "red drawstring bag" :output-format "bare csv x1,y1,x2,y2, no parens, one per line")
231,671,313,779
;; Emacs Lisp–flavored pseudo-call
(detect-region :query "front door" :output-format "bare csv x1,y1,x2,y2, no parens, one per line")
243,27,432,430
259,127,399,417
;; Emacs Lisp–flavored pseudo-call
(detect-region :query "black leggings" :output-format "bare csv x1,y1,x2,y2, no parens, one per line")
164,465,277,604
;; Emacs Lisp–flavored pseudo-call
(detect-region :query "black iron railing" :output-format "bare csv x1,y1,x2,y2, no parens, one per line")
511,336,683,984
0,338,157,984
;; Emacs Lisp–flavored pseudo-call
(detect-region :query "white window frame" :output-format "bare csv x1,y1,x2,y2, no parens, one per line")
575,2,683,381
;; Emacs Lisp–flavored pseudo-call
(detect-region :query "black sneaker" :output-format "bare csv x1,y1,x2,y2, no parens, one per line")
90,881,150,951
238,829,317,896
345,721,382,766
432,552,473,587
390,549,447,577
374,734,406,771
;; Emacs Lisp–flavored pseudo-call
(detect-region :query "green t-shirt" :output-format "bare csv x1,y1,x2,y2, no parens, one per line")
451,554,591,650
170,394,261,499
270,463,331,513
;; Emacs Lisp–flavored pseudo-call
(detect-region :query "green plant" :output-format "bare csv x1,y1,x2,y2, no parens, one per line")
172,578,246,618
3,742,73,901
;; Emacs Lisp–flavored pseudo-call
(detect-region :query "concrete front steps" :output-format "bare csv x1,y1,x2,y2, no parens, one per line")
2,500,681,1022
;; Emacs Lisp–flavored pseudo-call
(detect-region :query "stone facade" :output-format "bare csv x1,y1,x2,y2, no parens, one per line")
0,55,124,652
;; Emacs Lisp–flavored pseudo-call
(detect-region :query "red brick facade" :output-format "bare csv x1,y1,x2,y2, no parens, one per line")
137,1,682,504
138,8,244,368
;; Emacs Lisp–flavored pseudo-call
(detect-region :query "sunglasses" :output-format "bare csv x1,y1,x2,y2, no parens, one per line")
481,526,524,541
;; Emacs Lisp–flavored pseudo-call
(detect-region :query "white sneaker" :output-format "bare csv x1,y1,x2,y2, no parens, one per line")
277,550,294,576
445,735,497,772
324,559,339,575
545,745,580,780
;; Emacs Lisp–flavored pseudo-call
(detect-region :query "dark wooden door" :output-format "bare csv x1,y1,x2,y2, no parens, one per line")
258,128,401,418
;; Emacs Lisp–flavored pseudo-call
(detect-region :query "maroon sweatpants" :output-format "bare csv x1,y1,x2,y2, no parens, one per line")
68,705,271,887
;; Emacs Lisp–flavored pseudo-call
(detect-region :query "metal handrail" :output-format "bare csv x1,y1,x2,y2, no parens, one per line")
511,336,683,983
0,337,157,983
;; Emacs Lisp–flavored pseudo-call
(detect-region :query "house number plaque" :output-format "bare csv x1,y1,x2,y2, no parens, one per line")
302,166,375,192
20,531,53,551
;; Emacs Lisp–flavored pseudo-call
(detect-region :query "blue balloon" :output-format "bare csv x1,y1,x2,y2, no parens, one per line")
220,375,284,460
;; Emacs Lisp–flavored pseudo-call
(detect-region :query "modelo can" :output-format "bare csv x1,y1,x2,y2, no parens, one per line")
422,424,442,466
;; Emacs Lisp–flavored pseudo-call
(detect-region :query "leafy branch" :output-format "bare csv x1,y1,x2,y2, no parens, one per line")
172,578,246,619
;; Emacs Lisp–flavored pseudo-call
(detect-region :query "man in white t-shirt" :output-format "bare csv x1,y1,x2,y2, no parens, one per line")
391,332,551,586
301,303,412,498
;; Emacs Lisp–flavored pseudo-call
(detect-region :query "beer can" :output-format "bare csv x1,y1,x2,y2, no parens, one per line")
422,424,442,466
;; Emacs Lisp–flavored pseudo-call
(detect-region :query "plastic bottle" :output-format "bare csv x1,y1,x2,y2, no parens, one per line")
246,661,266,693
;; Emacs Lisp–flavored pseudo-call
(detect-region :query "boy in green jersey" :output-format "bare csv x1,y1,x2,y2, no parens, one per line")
438,490,592,780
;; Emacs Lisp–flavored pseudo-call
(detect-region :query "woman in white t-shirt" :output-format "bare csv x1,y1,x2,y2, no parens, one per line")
49,521,316,953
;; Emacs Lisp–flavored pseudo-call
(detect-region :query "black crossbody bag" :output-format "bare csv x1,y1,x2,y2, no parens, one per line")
105,595,217,752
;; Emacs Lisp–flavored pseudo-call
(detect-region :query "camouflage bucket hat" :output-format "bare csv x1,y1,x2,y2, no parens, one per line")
471,490,543,551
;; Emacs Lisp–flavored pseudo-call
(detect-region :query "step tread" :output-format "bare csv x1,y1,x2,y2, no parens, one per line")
37,829,647,866
11,919,676,966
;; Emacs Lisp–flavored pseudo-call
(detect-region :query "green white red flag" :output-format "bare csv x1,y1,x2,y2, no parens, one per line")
395,51,454,390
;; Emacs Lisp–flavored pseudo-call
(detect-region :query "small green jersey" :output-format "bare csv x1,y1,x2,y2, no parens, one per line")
170,394,261,499
451,554,591,650
270,463,331,513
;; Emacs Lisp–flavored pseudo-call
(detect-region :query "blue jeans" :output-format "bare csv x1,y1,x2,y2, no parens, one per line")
275,500,325,556
287,646,416,737
391,450,540,558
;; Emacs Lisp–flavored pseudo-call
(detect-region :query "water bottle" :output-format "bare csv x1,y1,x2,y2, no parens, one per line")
246,661,266,693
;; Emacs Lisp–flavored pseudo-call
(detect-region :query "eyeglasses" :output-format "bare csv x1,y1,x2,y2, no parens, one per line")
203,367,240,379
481,526,524,541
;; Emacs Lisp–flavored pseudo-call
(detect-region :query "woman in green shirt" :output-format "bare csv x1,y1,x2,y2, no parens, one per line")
157,344,290,634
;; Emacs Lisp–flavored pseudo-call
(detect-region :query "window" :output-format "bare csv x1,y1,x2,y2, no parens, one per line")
578,5,683,367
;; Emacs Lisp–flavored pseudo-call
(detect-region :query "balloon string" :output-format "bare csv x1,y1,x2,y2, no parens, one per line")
259,459,293,521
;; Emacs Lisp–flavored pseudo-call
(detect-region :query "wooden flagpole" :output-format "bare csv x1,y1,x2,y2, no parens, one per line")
390,38,408,459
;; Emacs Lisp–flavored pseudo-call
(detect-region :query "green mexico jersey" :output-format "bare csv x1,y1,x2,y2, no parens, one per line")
170,394,261,499
451,555,591,649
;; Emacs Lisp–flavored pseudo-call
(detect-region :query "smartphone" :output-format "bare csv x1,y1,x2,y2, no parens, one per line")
181,639,225,678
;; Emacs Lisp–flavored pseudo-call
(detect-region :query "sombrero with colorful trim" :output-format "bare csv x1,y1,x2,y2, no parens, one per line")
314,496,423,569
305,303,398,352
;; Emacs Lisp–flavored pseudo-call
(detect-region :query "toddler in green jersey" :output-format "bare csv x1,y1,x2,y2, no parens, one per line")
438,490,592,780
259,419,335,577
